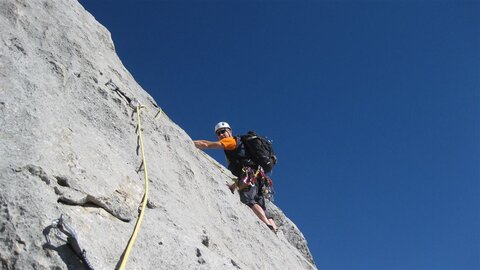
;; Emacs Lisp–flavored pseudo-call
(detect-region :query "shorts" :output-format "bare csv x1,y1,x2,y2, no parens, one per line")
238,184,273,219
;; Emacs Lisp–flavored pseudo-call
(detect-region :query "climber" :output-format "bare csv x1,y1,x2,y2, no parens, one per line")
194,122,278,233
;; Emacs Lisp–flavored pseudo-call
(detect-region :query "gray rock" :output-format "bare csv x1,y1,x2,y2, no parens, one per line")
0,0,317,269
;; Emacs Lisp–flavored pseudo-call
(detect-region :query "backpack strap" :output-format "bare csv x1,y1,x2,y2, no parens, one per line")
224,137,255,177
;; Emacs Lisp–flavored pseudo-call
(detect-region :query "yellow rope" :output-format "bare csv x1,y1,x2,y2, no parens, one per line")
119,105,149,270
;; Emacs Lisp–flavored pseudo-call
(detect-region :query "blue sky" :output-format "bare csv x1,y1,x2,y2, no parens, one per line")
79,1,479,269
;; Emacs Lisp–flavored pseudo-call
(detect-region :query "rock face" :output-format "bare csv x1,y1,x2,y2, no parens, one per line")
0,0,316,269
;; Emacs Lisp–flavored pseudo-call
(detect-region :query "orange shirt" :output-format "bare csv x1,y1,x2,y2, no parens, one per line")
220,137,237,150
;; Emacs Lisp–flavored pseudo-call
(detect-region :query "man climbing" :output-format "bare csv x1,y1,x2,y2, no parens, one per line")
194,122,278,233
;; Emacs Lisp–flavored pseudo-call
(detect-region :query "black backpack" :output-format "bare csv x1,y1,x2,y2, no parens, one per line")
240,131,277,173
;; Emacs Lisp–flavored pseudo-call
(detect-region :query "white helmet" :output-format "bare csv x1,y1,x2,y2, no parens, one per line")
214,122,231,133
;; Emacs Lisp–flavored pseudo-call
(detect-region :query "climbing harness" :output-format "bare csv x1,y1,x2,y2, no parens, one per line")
230,166,275,201
118,102,150,270
44,214,95,270
237,166,257,189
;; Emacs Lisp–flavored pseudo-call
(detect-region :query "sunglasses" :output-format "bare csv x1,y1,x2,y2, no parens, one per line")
216,129,228,136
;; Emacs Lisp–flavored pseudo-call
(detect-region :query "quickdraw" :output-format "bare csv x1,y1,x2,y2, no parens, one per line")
255,166,275,202
44,214,95,270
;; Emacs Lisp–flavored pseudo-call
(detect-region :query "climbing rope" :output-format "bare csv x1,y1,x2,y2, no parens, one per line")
118,104,150,270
